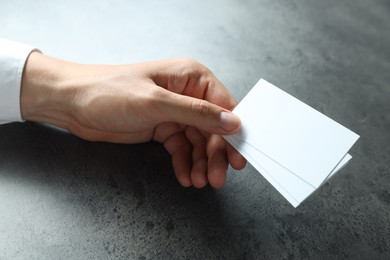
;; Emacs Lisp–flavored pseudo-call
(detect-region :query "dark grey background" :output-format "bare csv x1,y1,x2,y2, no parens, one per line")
1,0,389,259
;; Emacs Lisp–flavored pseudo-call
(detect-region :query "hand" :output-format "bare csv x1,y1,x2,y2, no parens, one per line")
21,53,246,188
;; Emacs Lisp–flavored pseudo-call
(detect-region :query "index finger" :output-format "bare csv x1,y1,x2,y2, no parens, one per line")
147,58,238,110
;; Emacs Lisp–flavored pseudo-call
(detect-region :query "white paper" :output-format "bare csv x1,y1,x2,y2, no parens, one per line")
225,79,359,207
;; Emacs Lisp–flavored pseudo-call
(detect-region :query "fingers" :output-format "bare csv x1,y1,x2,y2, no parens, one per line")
148,58,237,109
226,143,247,170
185,127,208,188
206,134,229,189
163,132,192,187
154,124,235,189
155,125,209,189
154,89,241,135
153,123,192,187
206,135,247,189
144,58,245,188
146,58,241,135
165,131,231,189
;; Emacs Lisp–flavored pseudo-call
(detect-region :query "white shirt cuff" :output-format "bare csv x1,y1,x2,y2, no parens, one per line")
0,38,39,124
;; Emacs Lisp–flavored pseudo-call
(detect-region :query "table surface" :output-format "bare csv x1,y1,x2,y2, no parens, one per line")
1,0,389,259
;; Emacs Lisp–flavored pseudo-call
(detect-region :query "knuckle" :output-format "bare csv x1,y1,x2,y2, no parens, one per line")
181,57,200,67
192,99,211,118
180,58,208,73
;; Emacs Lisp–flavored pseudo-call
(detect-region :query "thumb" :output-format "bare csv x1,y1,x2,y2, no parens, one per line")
157,91,241,135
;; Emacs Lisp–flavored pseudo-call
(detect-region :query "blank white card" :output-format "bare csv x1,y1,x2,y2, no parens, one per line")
225,79,359,207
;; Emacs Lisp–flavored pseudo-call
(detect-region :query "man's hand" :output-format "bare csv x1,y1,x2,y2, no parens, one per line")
21,53,246,188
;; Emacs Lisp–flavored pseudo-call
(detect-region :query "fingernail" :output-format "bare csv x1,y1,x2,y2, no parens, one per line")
219,111,240,132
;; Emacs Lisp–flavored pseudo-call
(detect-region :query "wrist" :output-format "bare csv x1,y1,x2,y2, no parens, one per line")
20,52,77,129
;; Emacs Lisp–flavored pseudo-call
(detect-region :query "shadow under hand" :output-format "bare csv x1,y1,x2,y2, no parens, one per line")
0,122,242,259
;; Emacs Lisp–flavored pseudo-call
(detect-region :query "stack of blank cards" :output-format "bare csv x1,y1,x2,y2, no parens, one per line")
225,79,359,207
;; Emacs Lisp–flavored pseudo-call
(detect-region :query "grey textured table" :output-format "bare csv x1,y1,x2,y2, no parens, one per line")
1,0,389,259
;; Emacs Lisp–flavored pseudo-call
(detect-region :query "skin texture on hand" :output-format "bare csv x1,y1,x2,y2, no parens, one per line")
20,52,246,188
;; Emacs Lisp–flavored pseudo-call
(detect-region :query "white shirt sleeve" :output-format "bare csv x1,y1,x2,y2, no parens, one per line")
0,38,39,124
